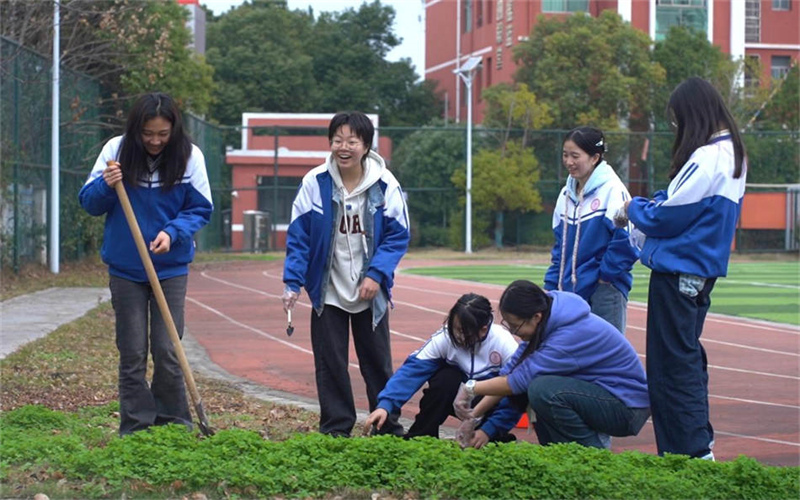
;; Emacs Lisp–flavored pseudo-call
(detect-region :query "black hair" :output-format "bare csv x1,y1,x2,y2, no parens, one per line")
446,293,494,350
563,126,606,167
117,92,192,189
667,77,746,180
498,280,552,364
328,111,374,155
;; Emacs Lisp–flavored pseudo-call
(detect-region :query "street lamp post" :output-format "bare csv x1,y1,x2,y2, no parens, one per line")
454,56,482,254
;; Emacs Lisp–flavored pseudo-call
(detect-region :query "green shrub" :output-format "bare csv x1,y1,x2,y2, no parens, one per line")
1,405,798,499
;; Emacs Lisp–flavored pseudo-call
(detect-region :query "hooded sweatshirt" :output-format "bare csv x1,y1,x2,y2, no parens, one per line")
325,152,385,313
544,161,639,300
283,149,410,327
499,291,649,409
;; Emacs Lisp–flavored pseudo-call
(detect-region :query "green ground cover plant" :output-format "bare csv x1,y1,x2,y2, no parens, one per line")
402,260,800,325
3,254,798,499
2,404,798,499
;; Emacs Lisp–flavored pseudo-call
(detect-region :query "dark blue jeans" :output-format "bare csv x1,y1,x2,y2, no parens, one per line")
110,275,192,436
589,282,627,335
646,271,716,458
528,375,649,448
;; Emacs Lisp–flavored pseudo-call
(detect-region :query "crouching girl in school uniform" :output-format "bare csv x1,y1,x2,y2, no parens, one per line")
457,280,650,449
364,293,521,445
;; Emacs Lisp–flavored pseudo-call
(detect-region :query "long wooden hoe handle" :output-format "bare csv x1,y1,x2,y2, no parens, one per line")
112,172,213,436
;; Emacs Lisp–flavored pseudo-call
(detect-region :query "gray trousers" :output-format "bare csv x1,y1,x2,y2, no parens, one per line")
109,274,191,436
310,305,403,437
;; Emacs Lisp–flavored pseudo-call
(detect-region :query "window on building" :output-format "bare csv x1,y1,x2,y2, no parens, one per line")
476,65,483,101
463,0,473,33
772,0,791,10
477,0,483,27
543,0,589,12
487,0,493,22
746,0,760,43
744,55,761,89
655,0,708,41
771,55,792,79
486,57,493,86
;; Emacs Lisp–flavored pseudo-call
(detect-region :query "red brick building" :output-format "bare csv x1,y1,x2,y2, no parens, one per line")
225,113,392,251
425,0,799,123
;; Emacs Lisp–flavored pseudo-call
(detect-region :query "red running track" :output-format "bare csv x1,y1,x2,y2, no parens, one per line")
185,259,800,466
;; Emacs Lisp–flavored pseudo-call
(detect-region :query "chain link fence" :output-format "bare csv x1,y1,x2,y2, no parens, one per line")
3,35,798,275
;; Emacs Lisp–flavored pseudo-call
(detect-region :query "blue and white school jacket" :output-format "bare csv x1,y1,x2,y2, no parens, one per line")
79,136,213,282
544,161,639,300
500,291,649,409
627,132,746,278
376,323,522,439
283,151,410,328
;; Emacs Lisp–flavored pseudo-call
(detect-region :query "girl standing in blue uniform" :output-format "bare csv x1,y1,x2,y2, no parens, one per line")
457,280,650,449
79,93,213,436
282,112,410,438
622,77,747,460
544,127,639,334
363,293,520,445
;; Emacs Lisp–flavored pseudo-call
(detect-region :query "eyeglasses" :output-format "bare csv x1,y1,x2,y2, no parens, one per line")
501,318,527,337
331,139,363,148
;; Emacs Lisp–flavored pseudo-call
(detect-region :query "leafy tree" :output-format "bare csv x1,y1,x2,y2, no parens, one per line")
205,1,317,126
652,26,746,128
453,141,544,248
513,11,664,131
303,0,442,126
752,63,800,131
391,123,465,247
1,0,215,118
205,0,442,127
468,83,551,247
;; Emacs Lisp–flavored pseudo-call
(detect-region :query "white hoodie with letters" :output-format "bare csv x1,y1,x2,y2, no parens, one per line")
325,151,386,313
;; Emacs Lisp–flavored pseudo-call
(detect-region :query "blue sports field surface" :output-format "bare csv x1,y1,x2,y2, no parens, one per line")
403,261,800,326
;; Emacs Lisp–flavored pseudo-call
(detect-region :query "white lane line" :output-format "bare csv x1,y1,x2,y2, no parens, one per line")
626,325,798,357
259,270,800,378
710,394,800,410
186,296,319,358
230,271,800,381
638,420,800,447
399,271,799,335
712,430,800,447
633,353,799,380
203,271,426,344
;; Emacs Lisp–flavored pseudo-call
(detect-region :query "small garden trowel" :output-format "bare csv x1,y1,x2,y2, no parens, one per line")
286,309,294,336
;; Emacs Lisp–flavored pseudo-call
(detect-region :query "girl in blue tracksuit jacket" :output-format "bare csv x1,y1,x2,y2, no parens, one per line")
622,77,747,460
545,127,639,335
282,112,410,438
79,93,213,436
459,280,650,450
363,293,521,445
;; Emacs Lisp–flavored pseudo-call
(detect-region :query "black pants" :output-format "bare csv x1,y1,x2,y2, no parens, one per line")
646,271,716,457
405,364,517,442
310,305,402,437
110,275,192,436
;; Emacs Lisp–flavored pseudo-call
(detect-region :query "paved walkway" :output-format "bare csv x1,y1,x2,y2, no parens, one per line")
0,287,111,359
0,286,431,435
0,287,323,416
